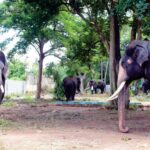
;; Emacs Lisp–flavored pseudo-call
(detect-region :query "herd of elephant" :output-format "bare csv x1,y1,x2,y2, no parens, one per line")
63,75,150,102
63,77,106,101
0,40,150,133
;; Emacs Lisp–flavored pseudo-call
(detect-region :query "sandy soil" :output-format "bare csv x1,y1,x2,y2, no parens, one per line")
0,101,149,150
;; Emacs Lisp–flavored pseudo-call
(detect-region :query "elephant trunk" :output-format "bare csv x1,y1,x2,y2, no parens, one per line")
107,60,129,101
118,83,129,133
107,60,130,132
117,59,128,86
117,60,129,133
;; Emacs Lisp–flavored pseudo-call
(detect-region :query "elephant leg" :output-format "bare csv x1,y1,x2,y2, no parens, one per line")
94,88,97,94
72,94,75,101
101,87,104,94
118,85,129,133
66,95,70,101
65,91,70,101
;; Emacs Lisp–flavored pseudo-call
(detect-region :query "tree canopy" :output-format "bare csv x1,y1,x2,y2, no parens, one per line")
0,0,149,98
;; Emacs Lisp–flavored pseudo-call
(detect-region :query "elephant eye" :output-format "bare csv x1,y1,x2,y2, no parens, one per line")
127,58,133,64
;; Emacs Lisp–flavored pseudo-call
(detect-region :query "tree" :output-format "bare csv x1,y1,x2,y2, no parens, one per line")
61,0,122,93
117,0,150,41
57,11,109,92
0,0,64,99
1,0,149,97
44,63,67,99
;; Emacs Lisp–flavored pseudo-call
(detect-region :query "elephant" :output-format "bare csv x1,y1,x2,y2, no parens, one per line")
63,76,81,101
0,51,8,103
76,77,81,94
88,80,106,94
142,79,150,94
108,40,150,133
96,80,106,94
88,80,97,94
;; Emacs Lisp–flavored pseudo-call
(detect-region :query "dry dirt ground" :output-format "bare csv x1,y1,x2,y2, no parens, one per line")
0,99,149,150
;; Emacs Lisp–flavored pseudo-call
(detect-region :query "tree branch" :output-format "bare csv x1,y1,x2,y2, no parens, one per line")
75,12,110,54
30,42,40,55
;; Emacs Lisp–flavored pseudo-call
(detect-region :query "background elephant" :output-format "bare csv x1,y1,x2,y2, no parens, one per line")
88,80,97,94
74,77,81,94
0,51,8,103
96,80,106,94
63,76,80,101
109,40,150,132
88,80,106,94
142,79,150,94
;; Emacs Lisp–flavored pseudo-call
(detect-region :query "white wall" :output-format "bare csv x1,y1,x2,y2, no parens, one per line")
5,79,26,95
5,77,55,96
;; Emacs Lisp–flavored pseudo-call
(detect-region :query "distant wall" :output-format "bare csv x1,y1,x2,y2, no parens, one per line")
105,85,110,93
5,76,55,96
5,79,26,95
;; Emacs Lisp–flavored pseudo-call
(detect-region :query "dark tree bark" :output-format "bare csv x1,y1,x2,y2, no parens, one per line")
130,17,138,41
36,40,45,99
137,20,142,40
109,12,121,94
130,17,142,41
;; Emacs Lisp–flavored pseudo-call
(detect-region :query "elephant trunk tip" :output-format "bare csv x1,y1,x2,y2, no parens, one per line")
119,125,129,133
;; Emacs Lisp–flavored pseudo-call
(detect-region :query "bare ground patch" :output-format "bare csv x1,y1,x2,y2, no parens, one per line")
0,100,149,150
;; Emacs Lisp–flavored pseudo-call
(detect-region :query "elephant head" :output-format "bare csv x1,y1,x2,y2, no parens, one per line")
0,51,8,103
108,40,150,132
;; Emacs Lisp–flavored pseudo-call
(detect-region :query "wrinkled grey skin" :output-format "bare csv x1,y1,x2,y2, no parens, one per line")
117,40,150,133
63,76,80,101
0,51,8,103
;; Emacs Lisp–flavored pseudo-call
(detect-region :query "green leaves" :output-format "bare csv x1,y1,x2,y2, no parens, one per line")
117,0,149,19
8,59,27,80
135,0,149,20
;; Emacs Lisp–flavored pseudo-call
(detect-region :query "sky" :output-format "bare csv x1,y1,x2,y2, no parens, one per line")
0,30,60,69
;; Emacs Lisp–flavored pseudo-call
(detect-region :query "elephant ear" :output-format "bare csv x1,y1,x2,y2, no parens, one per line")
134,41,149,66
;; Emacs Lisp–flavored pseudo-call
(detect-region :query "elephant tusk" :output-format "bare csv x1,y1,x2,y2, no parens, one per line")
0,85,4,93
107,81,126,101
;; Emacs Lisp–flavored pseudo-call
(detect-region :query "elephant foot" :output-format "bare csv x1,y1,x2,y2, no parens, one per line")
119,125,129,133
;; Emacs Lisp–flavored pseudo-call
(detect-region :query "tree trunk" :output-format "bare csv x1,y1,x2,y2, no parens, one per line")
36,56,44,99
137,20,142,40
130,17,138,41
109,12,121,94
36,40,45,99
79,73,86,93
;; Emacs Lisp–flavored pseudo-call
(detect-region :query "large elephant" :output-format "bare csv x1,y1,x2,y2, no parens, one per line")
63,76,80,101
0,51,8,103
108,40,150,133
